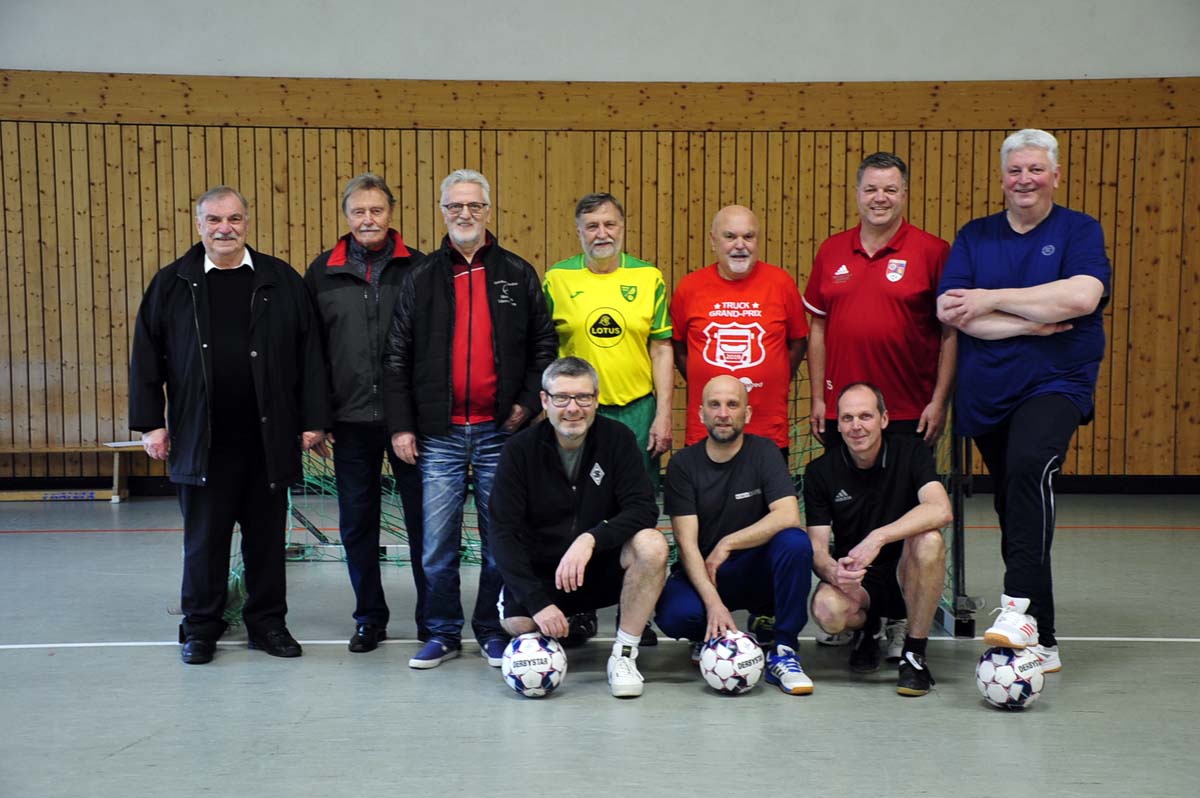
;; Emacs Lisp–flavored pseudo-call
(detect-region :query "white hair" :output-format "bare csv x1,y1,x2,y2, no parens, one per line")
1001,129,1059,169
440,169,491,205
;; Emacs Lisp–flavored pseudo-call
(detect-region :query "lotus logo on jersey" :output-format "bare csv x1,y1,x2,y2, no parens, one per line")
886,259,907,282
586,307,625,348
701,322,766,371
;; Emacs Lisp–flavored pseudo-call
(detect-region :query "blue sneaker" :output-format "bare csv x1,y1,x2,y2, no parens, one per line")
408,638,460,669
765,645,814,695
480,637,507,667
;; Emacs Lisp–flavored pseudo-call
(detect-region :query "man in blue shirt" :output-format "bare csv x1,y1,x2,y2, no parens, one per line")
937,129,1110,675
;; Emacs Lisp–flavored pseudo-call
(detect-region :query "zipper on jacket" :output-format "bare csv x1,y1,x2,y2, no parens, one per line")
181,273,212,484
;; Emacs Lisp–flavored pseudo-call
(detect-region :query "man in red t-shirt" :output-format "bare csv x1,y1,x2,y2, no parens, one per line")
804,152,954,450
671,205,808,459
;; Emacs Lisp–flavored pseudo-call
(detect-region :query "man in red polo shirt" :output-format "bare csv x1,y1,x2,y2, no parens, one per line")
802,152,954,658
671,205,808,462
804,152,954,450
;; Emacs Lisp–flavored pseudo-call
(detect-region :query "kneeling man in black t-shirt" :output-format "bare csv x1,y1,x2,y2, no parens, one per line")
656,375,816,696
804,382,951,696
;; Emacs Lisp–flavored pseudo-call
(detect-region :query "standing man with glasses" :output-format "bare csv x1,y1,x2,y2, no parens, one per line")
305,173,427,652
383,169,558,670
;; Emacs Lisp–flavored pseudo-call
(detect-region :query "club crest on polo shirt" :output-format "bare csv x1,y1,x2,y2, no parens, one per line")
589,463,605,485
586,307,625,348
885,259,906,282
701,321,766,371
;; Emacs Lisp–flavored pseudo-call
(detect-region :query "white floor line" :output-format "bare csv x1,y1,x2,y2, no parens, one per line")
3,635,1200,650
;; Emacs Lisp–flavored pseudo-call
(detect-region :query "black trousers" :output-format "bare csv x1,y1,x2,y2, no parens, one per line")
177,442,289,640
973,394,1081,647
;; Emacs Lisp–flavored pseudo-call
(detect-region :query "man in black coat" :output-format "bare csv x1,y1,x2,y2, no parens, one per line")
305,173,427,653
130,186,329,665
490,357,668,698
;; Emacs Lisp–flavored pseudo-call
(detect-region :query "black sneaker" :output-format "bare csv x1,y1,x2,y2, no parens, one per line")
747,614,776,647
896,650,936,696
563,612,598,648
849,629,881,673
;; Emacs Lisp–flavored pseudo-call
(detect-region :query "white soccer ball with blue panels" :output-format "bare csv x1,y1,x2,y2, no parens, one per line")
975,646,1045,709
699,630,764,694
501,633,568,698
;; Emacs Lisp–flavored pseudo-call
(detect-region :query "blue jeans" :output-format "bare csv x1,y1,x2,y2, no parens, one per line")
419,421,509,644
655,527,813,648
333,421,426,634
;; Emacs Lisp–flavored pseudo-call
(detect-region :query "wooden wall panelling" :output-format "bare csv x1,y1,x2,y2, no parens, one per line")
269,130,288,257
415,130,434,252
544,131,592,267
1108,129,1135,474
302,129,322,261
50,124,76,474
1176,128,1200,474
1126,128,1186,474
286,129,305,266
89,126,115,462
0,123,12,476
1087,129,1112,475
69,125,96,475
36,124,63,475
496,132,545,268
684,132,704,280
828,131,847,237
670,131,689,330
638,132,657,270
622,132,642,263
812,132,831,253
653,132,672,275
796,132,815,280
20,123,45,475
764,132,784,271
251,128,272,256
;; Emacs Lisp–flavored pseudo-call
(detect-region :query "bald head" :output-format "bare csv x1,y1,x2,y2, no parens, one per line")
699,375,751,444
709,205,759,279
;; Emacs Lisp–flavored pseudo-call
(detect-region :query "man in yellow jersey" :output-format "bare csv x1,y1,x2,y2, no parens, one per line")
543,193,674,478
543,192,674,647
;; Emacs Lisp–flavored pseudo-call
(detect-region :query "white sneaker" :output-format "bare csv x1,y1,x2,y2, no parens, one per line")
983,594,1038,649
814,629,853,646
1029,643,1062,673
607,645,645,698
884,618,908,663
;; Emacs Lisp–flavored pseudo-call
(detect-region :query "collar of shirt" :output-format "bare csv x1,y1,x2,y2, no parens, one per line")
203,248,254,273
446,231,495,267
852,219,911,258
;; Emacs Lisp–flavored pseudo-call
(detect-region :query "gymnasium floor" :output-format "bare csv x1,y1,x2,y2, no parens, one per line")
1,493,1197,797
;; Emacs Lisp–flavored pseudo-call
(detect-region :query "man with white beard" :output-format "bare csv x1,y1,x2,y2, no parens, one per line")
669,205,808,463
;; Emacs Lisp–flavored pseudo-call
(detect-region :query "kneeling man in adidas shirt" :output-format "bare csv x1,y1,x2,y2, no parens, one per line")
803,382,952,696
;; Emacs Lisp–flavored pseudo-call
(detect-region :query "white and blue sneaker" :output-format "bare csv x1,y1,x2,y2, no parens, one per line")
408,638,460,669
765,645,814,695
1029,643,1062,673
480,637,507,667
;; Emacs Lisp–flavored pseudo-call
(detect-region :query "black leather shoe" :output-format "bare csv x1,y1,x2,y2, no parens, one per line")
247,627,303,658
349,623,387,653
181,638,216,665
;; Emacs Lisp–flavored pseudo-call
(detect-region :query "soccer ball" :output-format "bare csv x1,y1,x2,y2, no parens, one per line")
698,631,765,694
501,633,568,698
975,647,1045,710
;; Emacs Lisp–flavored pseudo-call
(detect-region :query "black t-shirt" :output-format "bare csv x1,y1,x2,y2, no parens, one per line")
803,434,939,563
664,434,796,557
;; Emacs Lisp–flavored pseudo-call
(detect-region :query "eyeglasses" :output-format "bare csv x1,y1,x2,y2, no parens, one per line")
546,392,596,408
441,202,489,216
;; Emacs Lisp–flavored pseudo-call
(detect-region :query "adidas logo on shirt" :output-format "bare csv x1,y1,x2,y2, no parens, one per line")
834,489,853,503
834,265,850,276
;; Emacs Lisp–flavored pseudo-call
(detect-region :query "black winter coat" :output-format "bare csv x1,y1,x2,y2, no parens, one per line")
381,236,558,437
129,244,330,488
304,231,423,425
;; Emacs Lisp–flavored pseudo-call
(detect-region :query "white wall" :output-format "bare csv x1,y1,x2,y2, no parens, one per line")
2,0,1198,81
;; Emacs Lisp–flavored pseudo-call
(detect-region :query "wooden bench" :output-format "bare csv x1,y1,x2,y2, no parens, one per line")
0,443,146,503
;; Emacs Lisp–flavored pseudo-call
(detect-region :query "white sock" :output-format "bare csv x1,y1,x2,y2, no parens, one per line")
614,628,640,657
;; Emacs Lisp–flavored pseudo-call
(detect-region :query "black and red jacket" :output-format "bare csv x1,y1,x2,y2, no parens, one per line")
304,230,423,425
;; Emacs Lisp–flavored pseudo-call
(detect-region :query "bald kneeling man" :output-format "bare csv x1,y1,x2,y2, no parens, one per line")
655,375,815,696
